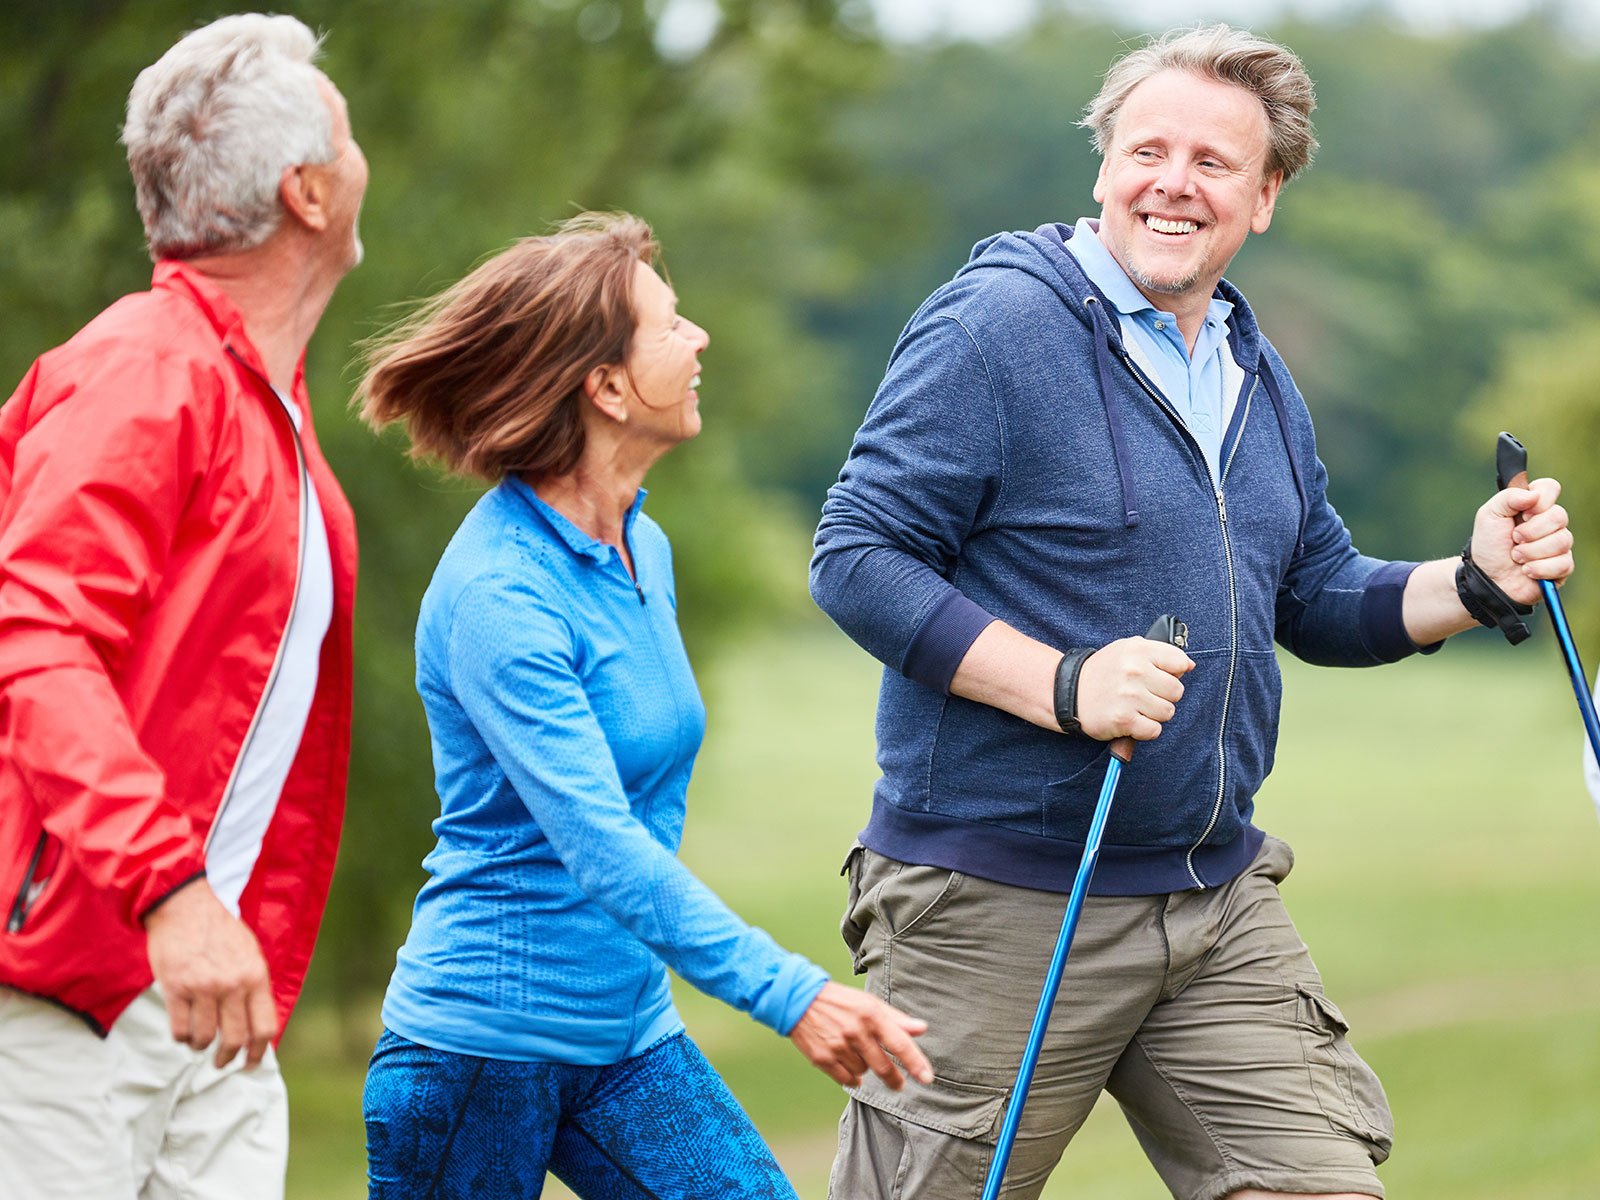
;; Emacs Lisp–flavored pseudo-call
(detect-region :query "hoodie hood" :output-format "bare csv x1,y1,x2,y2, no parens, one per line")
956,222,1267,366
951,222,1307,549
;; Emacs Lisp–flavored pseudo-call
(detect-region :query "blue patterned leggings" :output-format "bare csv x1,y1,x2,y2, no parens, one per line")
363,1029,798,1199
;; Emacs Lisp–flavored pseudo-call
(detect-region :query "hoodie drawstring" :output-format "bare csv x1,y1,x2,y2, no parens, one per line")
1084,297,1140,529
1258,363,1309,558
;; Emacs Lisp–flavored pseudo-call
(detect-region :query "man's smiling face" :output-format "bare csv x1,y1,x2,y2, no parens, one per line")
1094,69,1283,313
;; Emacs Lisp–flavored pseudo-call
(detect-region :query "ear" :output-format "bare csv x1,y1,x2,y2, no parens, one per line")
1093,158,1109,206
1250,169,1284,235
279,162,331,234
582,363,629,423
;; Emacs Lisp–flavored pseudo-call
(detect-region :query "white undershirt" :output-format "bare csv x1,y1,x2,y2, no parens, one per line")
206,390,334,915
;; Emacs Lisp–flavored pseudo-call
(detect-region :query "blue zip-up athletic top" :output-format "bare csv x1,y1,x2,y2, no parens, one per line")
382,477,827,1063
811,223,1433,896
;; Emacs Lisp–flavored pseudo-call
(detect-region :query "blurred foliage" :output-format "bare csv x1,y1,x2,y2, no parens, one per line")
0,0,895,1021
2,1,1598,1027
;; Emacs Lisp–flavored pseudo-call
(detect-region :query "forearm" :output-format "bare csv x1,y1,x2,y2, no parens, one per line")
947,620,1062,731
559,822,827,1031
947,618,1195,744
1402,471,1574,647
1400,557,1479,646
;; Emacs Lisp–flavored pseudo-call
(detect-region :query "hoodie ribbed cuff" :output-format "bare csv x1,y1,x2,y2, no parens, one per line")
901,590,998,694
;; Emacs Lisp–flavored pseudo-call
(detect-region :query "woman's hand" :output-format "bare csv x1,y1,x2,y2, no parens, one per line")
788,980,934,1090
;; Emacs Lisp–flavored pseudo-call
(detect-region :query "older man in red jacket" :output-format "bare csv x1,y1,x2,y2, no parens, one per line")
0,14,363,1198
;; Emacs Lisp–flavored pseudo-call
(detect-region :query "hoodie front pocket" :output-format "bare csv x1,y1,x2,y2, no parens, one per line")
1040,748,1114,840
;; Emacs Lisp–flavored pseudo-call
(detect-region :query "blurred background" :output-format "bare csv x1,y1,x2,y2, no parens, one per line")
5,0,1600,1195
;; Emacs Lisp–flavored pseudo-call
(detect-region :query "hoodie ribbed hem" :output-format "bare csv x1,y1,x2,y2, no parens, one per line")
860,803,1265,896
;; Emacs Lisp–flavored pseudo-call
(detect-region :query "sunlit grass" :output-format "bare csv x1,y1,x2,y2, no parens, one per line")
284,623,1600,1198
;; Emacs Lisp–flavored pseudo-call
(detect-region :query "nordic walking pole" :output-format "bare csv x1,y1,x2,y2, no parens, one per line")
1496,434,1600,768
980,613,1189,1200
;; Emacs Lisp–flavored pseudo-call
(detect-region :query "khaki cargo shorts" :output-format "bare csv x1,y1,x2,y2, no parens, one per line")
828,835,1391,1200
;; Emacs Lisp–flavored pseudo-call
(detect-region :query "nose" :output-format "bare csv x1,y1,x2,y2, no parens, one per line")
1154,158,1194,199
686,318,709,352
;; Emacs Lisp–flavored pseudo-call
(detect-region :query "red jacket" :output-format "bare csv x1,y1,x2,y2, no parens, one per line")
0,261,357,1035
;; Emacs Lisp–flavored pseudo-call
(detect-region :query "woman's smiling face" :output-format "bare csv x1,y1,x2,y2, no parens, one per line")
619,261,709,446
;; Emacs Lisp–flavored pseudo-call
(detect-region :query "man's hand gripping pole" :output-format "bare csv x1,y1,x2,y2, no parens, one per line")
1496,433,1600,778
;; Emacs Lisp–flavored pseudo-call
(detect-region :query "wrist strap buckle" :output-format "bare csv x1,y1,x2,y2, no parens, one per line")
1456,540,1533,645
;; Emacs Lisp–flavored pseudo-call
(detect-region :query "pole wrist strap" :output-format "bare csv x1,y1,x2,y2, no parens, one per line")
1053,648,1096,735
1456,540,1533,645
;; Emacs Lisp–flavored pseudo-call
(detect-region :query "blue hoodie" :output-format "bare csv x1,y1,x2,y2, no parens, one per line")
811,223,1429,896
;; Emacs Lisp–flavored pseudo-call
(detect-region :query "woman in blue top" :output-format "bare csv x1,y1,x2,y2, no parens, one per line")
356,212,931,1199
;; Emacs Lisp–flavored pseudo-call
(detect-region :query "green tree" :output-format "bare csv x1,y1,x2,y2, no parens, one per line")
1467,322,1600,657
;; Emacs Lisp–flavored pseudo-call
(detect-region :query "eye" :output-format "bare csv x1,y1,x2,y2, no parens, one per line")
1133,147,1160,162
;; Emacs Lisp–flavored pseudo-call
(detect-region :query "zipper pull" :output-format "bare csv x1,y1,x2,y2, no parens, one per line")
1216,489,1228,523
635,583,645,606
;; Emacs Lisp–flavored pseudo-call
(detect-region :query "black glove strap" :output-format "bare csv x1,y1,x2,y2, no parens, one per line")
1053,648,1096,735
1456,540,1534,645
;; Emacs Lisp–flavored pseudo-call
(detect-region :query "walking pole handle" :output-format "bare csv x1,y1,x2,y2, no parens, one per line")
1497,430,1544,557
1497,431,1529,491
1495,433,1600,771
1109,614,1190,763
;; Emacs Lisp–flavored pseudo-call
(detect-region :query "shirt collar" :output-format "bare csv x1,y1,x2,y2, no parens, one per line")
504,475,647,564
1065,217,1236,334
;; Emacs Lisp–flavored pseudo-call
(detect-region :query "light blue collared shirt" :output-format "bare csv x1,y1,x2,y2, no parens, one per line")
1065,217,1236,483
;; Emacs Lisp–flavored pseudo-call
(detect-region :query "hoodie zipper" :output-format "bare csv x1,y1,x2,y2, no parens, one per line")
1181,376,1258,886
1116,352,1261,888
208,348,309,854
6,832,51,933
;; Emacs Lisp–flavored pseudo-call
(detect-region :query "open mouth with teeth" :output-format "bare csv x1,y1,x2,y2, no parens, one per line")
1142,214,1202,235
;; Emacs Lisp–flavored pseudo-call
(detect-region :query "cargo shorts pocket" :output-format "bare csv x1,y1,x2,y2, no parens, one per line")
848,1073,1009,1143
839,845,964,975
834,1076,1011,1200
1295,984,1394,1162
841,843,870,972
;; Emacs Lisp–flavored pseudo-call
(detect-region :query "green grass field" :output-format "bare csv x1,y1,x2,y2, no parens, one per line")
282,623,1600,1198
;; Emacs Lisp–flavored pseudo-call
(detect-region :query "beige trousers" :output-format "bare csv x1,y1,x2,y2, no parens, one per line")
0,984,288,1200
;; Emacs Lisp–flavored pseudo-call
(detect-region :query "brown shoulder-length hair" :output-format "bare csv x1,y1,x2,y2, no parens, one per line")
357,211,659,481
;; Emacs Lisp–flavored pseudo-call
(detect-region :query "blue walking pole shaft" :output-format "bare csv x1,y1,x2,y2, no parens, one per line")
979,614,1188,1200
1498,434,1600,764
1539,579,1600,763
979,757,1122,1200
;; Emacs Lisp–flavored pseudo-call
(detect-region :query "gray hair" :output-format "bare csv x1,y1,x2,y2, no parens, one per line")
123,14,334,260
1081,24,1318,185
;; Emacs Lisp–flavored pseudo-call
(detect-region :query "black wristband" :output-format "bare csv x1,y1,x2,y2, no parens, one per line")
1053,648,1096,734
1456,540,1534,645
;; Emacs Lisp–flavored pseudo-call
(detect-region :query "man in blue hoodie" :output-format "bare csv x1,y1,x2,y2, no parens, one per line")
811,23,1574,1200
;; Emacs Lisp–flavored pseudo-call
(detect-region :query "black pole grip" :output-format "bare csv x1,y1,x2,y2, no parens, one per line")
1497,431,1529,491
1145,614,1189,649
